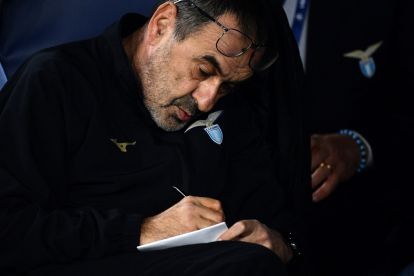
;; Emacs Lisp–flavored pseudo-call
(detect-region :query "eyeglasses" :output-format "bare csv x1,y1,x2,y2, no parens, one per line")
173,0,278,71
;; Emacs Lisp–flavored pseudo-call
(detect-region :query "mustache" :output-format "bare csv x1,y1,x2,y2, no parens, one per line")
166,95,200,117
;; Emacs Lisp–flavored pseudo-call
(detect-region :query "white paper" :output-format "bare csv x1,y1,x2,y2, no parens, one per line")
137,222,228,252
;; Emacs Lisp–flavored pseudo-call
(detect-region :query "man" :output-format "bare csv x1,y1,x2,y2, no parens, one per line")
0,0,308,275
282,0,414,274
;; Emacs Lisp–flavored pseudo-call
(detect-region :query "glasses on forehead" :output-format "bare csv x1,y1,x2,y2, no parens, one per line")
173,0,278,71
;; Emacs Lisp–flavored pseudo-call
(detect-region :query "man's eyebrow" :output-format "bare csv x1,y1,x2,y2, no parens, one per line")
201,55,224,76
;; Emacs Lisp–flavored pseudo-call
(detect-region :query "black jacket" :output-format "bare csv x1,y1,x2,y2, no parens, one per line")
0,11,308,273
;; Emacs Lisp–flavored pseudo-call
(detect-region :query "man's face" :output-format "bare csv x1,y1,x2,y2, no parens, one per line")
139,13,254,132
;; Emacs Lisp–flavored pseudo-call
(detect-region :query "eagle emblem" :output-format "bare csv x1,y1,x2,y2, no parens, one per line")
344,41,383,78
185,110,224,145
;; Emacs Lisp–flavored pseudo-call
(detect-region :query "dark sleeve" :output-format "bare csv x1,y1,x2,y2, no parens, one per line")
0,55,141,271
220,95,295,233
359,0,414,197
219,0,311,263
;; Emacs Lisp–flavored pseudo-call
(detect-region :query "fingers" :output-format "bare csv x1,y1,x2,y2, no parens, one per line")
219,220,252,241
198,205,225,226
192,196,223,212
311,162,333,189
311,135,329,171
310,133,361,202
140,196,224,244
218,220,292,263
179,196,225,226
219,220,267,244
195,216,222,229
312,173,339,202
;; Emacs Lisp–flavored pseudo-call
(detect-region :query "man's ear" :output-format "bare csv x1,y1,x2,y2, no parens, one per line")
146,2,177,45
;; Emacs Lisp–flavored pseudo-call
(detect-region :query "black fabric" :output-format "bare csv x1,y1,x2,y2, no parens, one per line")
0,7,308,274
29,242,287,276
304,0,414,275
240,1,310,272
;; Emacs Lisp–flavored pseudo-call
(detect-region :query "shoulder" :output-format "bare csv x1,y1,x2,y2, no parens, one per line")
1,39,106,109
15,38,106,88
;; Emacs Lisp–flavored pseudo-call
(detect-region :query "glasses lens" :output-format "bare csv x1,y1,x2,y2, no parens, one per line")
249,46,279,71
216,29,252,57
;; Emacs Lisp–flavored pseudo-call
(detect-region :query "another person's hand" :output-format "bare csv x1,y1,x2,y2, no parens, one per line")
218,219,293,264
311,133,360,202
140,196,224,245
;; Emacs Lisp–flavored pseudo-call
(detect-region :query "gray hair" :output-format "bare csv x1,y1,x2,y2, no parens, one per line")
154,0,274,47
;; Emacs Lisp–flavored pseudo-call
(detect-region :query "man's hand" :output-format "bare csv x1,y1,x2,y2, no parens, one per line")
218,219,293,264
139,196,224,245
311,133,360,202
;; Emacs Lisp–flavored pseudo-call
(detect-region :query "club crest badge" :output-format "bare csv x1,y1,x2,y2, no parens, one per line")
204,124,223,145
185,110,224,144
344,41,383,78
358,57,376,78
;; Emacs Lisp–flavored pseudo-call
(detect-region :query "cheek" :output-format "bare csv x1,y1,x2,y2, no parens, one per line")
171,79,200,99
163,61,201,98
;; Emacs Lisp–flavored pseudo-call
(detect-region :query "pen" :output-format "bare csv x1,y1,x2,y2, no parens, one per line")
172,186,186,197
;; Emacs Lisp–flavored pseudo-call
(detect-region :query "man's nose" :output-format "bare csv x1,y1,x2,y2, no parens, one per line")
192,79,221,112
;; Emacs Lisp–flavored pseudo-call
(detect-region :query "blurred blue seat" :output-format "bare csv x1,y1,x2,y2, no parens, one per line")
399,262,414,276
0,0,155,89
0,63,6,90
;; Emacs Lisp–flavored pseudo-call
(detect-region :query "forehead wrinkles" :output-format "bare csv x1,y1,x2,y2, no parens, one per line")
211,13,254,79
175,18,252,81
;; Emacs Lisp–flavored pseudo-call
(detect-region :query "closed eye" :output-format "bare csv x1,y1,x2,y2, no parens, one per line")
199,68,211,78
198,64,216,79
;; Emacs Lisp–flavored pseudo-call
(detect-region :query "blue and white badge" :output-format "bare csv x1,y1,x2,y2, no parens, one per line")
359,57,376,78
344,41,383,78
184,110,224,145
204,124,223,145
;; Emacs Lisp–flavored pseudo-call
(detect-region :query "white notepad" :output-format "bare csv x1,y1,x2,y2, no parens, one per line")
137,222,228,252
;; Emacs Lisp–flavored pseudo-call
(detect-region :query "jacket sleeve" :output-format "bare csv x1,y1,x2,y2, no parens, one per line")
0,55,141,272
220,94,299,233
